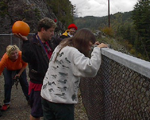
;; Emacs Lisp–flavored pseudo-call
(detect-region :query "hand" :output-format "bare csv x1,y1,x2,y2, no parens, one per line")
14,33,28,41
97,43,108,48
94,41,100,45
14,74,20,79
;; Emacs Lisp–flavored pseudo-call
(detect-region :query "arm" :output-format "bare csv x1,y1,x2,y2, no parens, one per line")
14,66,26,79
22,40,35,63
73,47,101,77
72,43,108,77
14,33,35,63
14,59,28,79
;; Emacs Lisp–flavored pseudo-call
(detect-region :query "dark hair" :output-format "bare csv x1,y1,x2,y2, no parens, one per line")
55,28,96,61
37,17,57,31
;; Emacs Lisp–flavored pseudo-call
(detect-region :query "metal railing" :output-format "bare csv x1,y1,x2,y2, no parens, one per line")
80,48,150,120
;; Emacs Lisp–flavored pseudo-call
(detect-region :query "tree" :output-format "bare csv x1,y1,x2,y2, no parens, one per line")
132,0,150,60
46,0,74,27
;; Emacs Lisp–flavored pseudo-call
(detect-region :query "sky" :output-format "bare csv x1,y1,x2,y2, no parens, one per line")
69,0,138,17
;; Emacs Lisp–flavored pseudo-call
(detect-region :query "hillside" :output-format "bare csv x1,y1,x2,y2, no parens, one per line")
74,11,133,31
74,11,146,60
74,11,133,51
0,0,74,34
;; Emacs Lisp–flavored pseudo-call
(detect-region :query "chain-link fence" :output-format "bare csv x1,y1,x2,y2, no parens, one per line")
0,33,34,57
80,49,150,120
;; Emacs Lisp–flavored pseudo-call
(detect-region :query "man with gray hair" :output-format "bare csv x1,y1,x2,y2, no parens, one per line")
15,17,57,120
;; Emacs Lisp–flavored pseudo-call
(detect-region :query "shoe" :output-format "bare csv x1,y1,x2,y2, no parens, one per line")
1,104,10,111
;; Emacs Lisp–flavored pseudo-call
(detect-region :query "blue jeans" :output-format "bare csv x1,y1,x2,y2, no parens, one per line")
3,68,29,104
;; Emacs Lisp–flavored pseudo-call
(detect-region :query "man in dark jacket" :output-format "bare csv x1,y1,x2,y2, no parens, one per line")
15,17,57,120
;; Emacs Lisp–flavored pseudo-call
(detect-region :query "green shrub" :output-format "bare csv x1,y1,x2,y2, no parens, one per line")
101,27,114,37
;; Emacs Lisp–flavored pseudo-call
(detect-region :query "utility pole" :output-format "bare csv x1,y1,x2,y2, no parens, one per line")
108,0,110,27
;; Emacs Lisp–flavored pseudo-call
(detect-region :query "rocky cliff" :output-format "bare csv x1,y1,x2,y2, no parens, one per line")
0,0,66,34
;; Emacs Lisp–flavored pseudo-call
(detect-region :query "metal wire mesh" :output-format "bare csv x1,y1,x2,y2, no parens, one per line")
80,55,150,120
0,33,34,57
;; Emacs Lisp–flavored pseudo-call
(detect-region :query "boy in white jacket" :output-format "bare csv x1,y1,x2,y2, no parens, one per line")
41,28,108,120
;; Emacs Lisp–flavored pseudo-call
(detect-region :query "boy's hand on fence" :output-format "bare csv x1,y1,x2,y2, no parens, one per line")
14,33,28,41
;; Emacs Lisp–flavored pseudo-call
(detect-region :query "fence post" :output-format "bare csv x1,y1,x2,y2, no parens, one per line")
10,33,12,45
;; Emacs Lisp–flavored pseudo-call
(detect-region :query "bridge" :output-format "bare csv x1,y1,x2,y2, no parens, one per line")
0,34,150,120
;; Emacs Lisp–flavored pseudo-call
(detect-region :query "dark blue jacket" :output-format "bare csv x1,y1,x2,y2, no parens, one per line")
22,34,56,84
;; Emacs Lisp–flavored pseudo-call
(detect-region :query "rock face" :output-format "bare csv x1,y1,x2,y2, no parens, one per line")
0,0,65,34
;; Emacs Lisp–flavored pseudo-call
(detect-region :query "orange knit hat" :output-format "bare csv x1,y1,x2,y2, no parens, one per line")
68,24,78,30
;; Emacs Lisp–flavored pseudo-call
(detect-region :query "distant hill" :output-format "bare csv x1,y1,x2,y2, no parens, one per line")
74,11,133,31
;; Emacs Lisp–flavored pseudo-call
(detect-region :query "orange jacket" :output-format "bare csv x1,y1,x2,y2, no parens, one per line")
0,51,28,75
